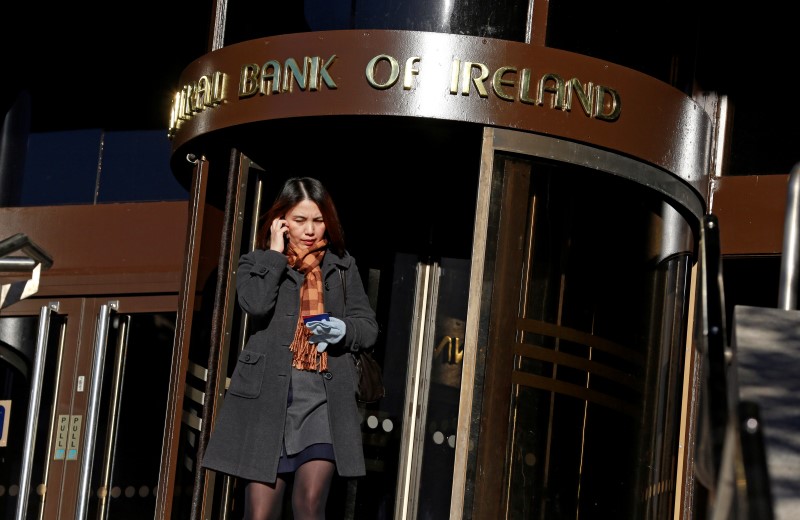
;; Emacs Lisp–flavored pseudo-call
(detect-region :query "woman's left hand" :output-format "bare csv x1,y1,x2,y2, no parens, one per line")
306,317,346,352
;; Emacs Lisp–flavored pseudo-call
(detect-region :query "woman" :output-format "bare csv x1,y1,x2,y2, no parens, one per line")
201,177,379,520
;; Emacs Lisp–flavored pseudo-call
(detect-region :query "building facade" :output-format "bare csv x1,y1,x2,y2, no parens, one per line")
0,1,796,519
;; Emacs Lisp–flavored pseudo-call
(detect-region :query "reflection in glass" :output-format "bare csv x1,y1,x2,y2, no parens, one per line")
224,0,529,45
0,314,64,518
417,258,470,520
475,155,693,518
89,312,176,519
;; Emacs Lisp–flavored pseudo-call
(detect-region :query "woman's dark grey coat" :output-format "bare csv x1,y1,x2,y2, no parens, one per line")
200,248,379,483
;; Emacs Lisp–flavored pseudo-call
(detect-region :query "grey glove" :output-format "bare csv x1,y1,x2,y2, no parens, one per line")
306,316,346,352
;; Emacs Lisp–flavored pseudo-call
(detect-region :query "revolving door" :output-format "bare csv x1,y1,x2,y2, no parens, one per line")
455,128,702,519
188,125,704,520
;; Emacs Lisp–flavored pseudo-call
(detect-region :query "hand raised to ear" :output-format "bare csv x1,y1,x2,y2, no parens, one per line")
269,217,288,252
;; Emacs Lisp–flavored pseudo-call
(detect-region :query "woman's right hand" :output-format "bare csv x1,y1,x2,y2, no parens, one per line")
269,217,288,252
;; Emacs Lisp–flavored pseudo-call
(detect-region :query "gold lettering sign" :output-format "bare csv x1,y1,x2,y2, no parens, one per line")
365,55,420,90
168,71,225,138
239,55,338,98
449,58,621,120
167,52,621,139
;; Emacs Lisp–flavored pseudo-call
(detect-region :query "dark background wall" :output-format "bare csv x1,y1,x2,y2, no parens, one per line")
1,1,213,206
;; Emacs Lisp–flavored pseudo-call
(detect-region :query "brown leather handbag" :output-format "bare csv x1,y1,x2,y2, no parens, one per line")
353,349,385,403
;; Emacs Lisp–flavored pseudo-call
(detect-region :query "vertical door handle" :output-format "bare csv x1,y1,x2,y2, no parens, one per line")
15,302,60,520
95,315,130,520
395,261,441,520
75,300,118,520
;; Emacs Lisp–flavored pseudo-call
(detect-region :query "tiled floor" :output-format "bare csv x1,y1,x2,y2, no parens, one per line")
733,305,800,520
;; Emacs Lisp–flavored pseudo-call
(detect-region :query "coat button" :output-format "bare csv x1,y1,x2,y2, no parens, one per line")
323,372,333,380
244,354,251,362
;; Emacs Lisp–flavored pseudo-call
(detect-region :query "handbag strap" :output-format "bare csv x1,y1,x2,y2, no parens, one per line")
338,268,346,309
341,268,358,363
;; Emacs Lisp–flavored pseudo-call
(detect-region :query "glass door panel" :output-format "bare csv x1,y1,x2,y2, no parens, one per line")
86,307,176,519
0,299,78,520
0,296,177,520
458,128,700,519
414,257,470,520
202,164,478,520
341,254,470,520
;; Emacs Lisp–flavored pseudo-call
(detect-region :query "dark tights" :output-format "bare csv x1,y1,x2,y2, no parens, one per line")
243,459,335,520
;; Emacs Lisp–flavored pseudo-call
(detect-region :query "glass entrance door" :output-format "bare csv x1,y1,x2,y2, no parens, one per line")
348,254,471,520
195,123,705,519
196,161,478,520
453,128,705,519
0,295,177,520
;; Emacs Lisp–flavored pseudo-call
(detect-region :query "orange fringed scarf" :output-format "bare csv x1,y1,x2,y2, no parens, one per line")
287,239,328,372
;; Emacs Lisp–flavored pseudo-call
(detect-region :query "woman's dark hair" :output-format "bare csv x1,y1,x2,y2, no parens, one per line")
256,177,346,256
